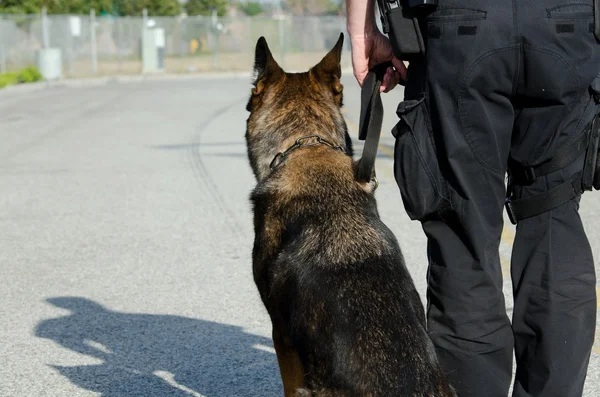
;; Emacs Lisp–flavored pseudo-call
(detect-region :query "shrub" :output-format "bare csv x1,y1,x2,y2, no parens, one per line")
0,72,20,88
0,66,43,88
18,66,43,83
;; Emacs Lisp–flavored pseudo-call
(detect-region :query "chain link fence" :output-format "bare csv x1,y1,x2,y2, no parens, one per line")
0,13,352,78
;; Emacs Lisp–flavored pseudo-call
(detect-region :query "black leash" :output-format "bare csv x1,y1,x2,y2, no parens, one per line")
356,62,393,183
595,0,600,41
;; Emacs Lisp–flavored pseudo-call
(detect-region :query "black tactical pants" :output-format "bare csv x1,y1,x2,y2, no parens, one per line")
392,1,600,396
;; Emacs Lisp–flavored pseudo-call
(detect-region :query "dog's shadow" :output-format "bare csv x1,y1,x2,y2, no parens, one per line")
35,297,280,396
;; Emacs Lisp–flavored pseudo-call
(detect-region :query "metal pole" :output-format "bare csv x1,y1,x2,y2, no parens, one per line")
277,1,285,69
68,25,74,75
42,7,49,49
212,9,219,69
142,8,148,75
142,8,148,32
278,17,285,69
90,9,97,74
179,17,185,73
340,17,348,68
0,19,6,74
246,16,252,54
117,17,123,72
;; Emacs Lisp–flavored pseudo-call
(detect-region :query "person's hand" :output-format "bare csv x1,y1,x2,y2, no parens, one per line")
350,30,407,93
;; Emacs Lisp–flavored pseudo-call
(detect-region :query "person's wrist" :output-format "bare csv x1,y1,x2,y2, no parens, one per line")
348,20,380,41
349,28,379,42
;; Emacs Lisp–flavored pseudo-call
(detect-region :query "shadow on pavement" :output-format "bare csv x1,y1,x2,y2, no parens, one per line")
35,297,280,397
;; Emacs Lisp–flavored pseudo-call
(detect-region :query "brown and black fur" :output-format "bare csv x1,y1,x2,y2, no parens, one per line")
245,33,456,397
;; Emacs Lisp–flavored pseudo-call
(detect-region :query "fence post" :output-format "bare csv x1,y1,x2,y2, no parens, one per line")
42,7,49,49
90,9,98,74
142,8,148,75
340,16,349,68
246,16,252,54
212,9,219,69
0,19,6,73
278,16,285,69
179,16,186,73
142,8,148,32
275,1,285,69
117,17,123,73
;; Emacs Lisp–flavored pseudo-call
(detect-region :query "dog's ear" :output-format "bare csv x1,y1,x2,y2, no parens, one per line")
252,37,283,93
247,37,284,112
311,33,344,105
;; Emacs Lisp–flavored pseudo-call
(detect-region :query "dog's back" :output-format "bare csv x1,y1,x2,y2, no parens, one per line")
251,151,453,396
246,34,455,397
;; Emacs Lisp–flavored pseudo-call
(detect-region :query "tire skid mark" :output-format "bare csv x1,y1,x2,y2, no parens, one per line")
187,97,248,249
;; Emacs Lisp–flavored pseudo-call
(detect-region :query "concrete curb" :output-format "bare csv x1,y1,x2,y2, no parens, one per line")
0,72,247,104
0,67,356,99
0,72,250,95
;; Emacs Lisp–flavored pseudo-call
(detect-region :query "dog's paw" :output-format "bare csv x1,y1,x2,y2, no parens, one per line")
294,388,311,397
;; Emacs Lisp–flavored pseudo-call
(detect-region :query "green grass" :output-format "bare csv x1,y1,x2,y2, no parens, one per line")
0,66,43,89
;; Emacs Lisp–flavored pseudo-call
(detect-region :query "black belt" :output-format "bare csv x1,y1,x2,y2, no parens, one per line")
505,174,583,225
507,131,588,186
505,130,589,224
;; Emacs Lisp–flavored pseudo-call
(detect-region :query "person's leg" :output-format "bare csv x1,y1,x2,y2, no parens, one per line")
510,2,600,395
510,190,596,397
397,1,518,395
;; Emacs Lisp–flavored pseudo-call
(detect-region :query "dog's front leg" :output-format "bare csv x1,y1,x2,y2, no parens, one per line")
272,325,304,397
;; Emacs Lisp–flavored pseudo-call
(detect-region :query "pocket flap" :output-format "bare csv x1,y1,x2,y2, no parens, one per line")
396,97,426,116
392,98,451,221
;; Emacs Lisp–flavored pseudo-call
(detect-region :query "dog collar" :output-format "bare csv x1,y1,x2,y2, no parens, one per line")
269,135,345,171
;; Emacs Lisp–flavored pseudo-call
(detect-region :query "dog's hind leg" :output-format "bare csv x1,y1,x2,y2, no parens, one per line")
272,326,304,397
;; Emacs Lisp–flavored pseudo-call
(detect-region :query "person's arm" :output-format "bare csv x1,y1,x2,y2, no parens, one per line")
345,0,406,92
346,0,378,41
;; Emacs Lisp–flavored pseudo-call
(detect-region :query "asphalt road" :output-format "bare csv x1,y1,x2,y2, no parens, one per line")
0,75,599,397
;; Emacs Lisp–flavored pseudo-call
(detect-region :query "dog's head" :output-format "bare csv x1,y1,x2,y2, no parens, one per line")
245,33,352,182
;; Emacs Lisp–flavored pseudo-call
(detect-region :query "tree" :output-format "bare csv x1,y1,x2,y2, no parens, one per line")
238,1,263,16
51,0,114,14
0,0,41,14
285,0,342,16
0,0,182,16
0,0,113,15
185,0,228,17
119,0,181,16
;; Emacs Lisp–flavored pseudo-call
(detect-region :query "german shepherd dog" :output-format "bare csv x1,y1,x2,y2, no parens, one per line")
245,33,456,397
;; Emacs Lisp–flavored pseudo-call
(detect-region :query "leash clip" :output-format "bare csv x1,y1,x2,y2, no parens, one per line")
505,197,518,225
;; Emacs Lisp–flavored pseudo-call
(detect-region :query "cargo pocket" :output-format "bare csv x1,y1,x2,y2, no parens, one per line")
590,72,600,190
392,97,451,221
